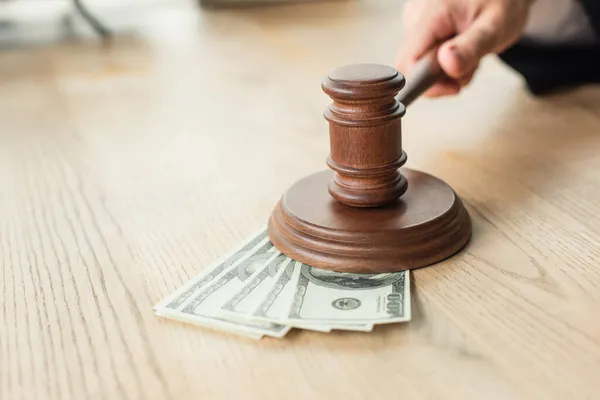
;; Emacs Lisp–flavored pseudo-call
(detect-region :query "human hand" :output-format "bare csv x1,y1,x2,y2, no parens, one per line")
395,0,534,97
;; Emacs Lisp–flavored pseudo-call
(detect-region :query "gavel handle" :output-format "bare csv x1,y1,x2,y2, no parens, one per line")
396,47,446,107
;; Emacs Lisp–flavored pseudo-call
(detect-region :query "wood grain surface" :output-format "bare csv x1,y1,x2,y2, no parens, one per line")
2,0,600,399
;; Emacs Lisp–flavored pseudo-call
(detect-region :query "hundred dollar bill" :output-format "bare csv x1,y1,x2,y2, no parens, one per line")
242,260,374,332
220,255,296,316
219,257,327,332
154,229,291,338
155,228,269,311
281,263,411,325
247,259,328,332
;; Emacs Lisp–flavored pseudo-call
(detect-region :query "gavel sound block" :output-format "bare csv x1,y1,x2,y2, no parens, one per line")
267,63,471,273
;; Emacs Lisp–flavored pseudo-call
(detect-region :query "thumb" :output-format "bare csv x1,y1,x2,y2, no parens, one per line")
396,8,455,76
437,11,501,79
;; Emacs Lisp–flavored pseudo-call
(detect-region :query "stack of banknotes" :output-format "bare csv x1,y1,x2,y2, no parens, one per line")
154,228,411,339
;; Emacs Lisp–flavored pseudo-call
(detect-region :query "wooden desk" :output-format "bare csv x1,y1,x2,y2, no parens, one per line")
2,1,600,398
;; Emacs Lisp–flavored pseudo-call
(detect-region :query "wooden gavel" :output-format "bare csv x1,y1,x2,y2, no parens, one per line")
396,47,446,107
267,44,472,273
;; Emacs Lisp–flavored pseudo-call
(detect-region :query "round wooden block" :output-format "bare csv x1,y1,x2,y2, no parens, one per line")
267,168,471,273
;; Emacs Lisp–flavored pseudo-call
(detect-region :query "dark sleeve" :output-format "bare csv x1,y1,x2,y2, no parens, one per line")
580,0,600,35
497,0,600,95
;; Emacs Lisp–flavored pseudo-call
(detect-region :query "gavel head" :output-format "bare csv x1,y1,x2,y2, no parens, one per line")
321,63,408,208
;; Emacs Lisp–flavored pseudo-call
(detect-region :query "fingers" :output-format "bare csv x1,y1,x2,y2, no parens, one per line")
395,1,463,99
437,10,501,79
421,65,476,98
396,1,506,99
422,77,461,97
458,66,477,87
395,1,454,76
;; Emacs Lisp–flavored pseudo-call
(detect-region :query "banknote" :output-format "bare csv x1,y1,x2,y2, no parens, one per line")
155,228,410,339
220,254,295,316
219,258,329,332
156,228,269,311
154,229,291,338
279,263,410,325
236,258,331,330
223,257,374,332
